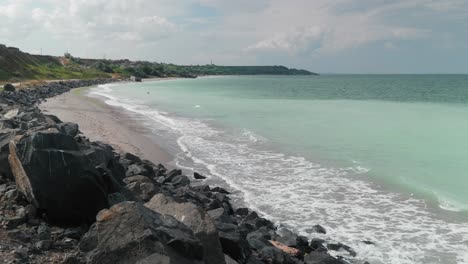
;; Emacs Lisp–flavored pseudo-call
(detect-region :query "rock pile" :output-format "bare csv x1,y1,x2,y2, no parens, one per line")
0,80,360,263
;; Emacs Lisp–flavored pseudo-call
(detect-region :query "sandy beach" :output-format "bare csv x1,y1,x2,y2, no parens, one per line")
39,86,173,165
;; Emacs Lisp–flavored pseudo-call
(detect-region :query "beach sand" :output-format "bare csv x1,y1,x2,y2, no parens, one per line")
39,86,173,165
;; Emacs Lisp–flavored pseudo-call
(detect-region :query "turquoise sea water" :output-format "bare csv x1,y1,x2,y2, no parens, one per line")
90,75,468,264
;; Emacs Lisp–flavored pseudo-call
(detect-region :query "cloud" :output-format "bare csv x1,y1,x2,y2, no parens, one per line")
0,0,466,72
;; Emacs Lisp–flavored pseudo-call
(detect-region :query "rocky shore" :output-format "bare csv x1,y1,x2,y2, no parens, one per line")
0,80,359,264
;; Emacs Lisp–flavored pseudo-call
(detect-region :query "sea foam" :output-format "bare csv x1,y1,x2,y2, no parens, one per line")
89,84,468,264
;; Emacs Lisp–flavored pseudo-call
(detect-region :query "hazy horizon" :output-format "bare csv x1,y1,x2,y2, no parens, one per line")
1,0,467,74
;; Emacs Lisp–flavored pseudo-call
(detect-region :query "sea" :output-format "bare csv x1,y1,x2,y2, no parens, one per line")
89,75,468,264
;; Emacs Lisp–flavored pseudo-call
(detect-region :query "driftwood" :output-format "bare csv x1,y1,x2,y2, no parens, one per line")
268,240,301,256
8,140,38,206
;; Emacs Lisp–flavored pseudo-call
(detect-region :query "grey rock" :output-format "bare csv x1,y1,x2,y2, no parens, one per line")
145,194,226,264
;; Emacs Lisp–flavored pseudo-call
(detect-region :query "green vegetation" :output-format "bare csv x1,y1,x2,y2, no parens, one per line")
0,44,316,82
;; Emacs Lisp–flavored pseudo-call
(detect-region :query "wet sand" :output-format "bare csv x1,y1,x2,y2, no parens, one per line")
39,86,173,165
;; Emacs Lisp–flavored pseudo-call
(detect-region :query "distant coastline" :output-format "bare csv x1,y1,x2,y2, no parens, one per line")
0,44,317,84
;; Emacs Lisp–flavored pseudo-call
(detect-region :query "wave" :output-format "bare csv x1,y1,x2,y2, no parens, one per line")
88,84,468,264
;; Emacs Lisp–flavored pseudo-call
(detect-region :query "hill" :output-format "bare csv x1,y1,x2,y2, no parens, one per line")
0,44,317,82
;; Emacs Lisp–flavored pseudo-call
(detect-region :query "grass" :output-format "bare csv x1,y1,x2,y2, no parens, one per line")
28,64,110,80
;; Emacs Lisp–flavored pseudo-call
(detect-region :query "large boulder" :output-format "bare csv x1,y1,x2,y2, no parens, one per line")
3,83,15,92
12,131,125,223
145,193,226,264
0,130,16,179
78,201,204,264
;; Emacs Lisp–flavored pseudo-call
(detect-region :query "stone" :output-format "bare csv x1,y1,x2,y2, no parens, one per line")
171,175,191,188
37,223,50,240
193,172,207,180
3,83,15,92
211,186,230,194
126,182,157,201
34,240,52,251
145,194,226,264
126,164,149,177
57,122,79,137
123,152,142,164
312,224,327,234
304,251,344,264
13,131,125,223
123,175,153,185
79,201,203,264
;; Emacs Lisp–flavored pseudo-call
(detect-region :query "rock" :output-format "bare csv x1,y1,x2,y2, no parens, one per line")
194,172,207,180
145,193,226,264
165,169,182,182
211,186,230,194
14,247,29,260
79,201,203,264
37,223,50,240
309,238,327,253
62,227,83,240
171,175,191,188
123,175,153,185
225,254,239,264
326,243,356,257
13,131,125,223
34,240,52,251
235,208,249,216
123,152,142,164
3,83,15,92
126,164,149,177
276,227,309,255
135,253,171,264
216,222,249,262
304,251,344,264
126,181,157,201
4,108,19,119
57,122,79,137
311,224,327,234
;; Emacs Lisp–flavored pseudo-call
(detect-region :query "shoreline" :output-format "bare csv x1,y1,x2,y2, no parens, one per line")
1,79,357,264
40,86,173,166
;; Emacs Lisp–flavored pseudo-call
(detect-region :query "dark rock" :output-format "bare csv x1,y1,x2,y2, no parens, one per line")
171,175,191,188
304,251,344,264
62,227,83,240
37,223,51,240
123,152,142,164
126,182,157,202
309,238,327,253
277,227,309,255
3,83,15,92
123,175,153,185
14,247,29,260
126,164,149,177
211,186,230,194
312,224,327,234
34,240,53,251
216,222,249,261
14,131,125,223
235,208,249,216
327,243,356,257
57,122,79,137
145,193,226,264
165,169,182,182
194,172,207,180
362,240,375,245
78,201,203,264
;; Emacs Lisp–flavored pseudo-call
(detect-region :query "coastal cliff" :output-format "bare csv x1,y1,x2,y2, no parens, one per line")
0,44,316,83
0,81,355,264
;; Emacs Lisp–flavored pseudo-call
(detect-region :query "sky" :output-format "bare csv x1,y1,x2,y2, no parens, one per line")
0,0,467,73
